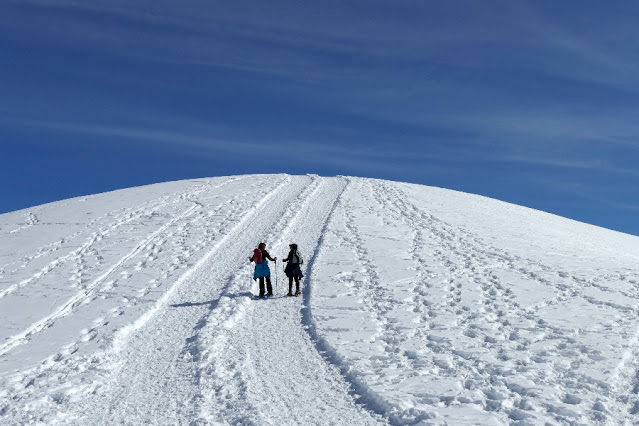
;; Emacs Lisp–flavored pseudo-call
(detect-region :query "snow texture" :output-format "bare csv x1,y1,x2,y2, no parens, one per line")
1,174,638,425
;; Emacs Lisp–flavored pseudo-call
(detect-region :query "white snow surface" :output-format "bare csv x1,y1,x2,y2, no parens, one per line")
1,174,639,425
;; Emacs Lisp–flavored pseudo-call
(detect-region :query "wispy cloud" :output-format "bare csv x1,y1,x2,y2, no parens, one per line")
0,112,467,180
1,115,258,153
531,175,639,213
4,1,639,234
512,1,639,91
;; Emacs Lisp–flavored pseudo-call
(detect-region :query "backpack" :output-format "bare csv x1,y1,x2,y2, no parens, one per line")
294,251,303,265
253,248,263,264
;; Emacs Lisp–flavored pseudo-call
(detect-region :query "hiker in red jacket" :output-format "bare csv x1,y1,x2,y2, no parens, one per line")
250,242,277,298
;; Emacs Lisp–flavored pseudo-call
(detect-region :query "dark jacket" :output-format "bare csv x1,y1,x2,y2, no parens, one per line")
283,250,303,278
283,250,301,264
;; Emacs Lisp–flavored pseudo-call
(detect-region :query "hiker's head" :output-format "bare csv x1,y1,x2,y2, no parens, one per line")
258,242,266,250
289,243,297,251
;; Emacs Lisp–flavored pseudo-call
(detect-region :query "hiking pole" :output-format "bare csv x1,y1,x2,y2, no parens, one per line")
275,260,278,294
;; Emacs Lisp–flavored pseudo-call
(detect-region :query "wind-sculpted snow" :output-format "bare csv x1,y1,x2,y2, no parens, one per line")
1,175,638,425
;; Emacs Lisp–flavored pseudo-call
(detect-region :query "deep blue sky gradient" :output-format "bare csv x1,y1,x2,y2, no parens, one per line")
2,1,639,235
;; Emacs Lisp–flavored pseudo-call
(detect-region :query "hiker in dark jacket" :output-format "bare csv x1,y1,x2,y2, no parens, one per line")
250,242,277,298
283,243,303,296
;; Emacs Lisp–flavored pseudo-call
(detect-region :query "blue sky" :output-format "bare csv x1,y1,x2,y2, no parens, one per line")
2,1,639,236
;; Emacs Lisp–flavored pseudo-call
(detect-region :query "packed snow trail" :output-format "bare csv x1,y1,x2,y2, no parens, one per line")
195,176,383,424
2,174,639,425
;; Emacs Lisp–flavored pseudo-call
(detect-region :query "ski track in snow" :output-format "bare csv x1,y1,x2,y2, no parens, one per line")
0,202,199,357
1,175,639,425
0,179,219,301
0,177,244,354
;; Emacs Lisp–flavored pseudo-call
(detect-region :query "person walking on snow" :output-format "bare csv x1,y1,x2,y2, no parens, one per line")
283,243,303,296
250,242,277,298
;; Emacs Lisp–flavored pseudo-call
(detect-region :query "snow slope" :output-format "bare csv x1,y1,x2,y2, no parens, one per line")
1,174,638,425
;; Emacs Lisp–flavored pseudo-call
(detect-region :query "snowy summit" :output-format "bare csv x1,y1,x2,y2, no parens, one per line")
1,174,639,425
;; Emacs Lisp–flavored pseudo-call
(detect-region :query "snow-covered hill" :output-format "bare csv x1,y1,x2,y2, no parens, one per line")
1,175,638,425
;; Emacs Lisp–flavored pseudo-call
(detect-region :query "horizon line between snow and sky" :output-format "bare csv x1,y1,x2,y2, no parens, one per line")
2,1,639,236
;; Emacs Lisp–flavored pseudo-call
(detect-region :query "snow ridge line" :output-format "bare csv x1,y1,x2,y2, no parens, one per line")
300,177,398,425
0,202,202,358
110,174,292,352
